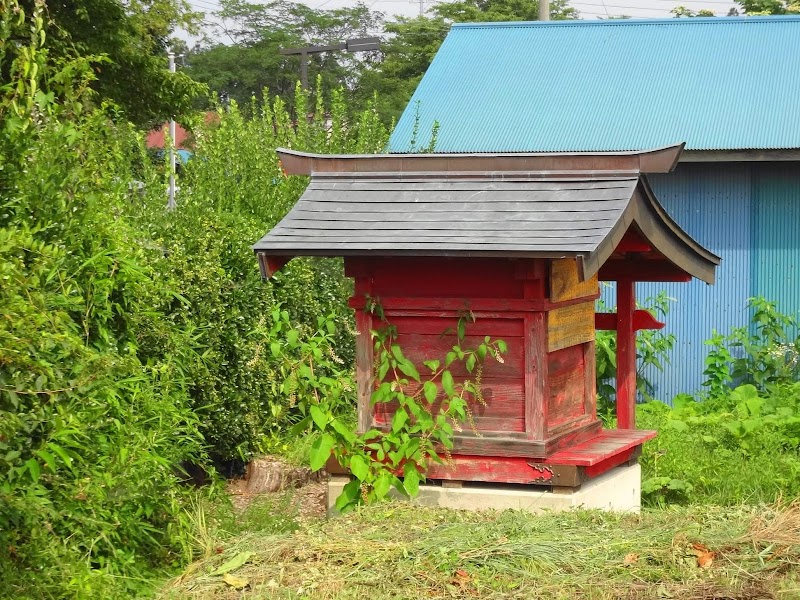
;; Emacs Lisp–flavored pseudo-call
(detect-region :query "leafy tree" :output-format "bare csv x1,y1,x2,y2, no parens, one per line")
186,32,302,105
671,5,715,16
434,0,577,21
1,2,212,595
14,0,206,127
737,0,800,13
355,16,449,121
672,0,798,16
186,0,384,110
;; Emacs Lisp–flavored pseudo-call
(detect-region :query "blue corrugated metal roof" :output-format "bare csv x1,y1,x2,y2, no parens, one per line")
388,17,800,153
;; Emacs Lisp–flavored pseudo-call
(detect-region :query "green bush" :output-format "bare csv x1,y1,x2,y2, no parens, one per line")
138,84,389,465
639,301,800,507
0,6,215,595
639,383,800,506
703,297,800,396
0,1,228,598
2,10,390,590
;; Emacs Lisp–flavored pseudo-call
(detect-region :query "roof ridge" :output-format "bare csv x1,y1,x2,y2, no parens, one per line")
452,16,800,29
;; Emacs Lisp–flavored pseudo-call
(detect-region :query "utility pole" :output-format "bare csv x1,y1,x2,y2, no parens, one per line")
539,0,550,20
419,0,424,16
280,37,380,89
167,50,177,210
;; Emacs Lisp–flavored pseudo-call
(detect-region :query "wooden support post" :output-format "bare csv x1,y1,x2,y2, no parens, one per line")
354,275,374,434
525,312,548,440
583,341,597,419
616,279,636,430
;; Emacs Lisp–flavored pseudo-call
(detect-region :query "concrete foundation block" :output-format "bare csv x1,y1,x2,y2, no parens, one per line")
327,463,642,515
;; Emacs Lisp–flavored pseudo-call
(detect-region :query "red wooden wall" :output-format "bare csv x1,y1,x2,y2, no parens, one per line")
346,256,600,459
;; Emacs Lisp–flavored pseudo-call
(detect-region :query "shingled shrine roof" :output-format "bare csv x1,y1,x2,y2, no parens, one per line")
253,144,720,283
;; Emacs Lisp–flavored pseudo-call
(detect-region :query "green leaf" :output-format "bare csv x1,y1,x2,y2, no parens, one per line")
373,471,392,499
388,450,402,467
309,433,336,471
457,318,466,340
331,419,356,444
35,450,56,472
497,340,508,354
210,552,254,576
335,479,361,512
666,420,688,432
397,360,421,382
423,381,438,403
349,455,369,481
378,359,390,381
290,415,312,436
450,397,466,420
423,359,440,373
392,408,409,433
287,329,299,345
403,462,420,496
391,344,405,361
25,459,40,483
309,405,328,430
269,341,281,357
36,450,56,471
466,354,476,373
442,371,455,397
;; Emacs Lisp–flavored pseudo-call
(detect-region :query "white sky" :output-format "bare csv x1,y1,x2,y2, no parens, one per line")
184,0,740,43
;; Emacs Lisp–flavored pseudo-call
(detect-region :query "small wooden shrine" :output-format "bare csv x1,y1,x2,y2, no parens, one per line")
253,144,720,490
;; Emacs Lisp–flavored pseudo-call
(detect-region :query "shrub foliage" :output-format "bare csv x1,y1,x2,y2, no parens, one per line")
0,3,387,595
143,84,389,464
1,4,209,596
640,300,800,506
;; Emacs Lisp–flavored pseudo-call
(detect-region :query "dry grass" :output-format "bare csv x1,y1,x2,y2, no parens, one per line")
159,495,800,600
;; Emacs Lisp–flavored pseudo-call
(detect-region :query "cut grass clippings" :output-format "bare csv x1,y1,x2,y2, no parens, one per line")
160,498,800,600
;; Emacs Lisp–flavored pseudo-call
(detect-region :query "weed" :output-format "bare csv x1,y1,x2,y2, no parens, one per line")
639,383,800,506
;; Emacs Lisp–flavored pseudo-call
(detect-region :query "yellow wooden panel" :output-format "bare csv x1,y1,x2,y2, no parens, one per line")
550,258,599,303
548,302,595,352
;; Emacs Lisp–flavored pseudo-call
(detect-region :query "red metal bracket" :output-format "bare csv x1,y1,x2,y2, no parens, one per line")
595,310,665,331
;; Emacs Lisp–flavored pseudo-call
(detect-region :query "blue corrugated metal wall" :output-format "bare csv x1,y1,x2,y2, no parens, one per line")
619,162,800,402
752,165,800,318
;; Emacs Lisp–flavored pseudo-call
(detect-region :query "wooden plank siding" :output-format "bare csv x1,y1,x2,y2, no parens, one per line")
351,255,606,452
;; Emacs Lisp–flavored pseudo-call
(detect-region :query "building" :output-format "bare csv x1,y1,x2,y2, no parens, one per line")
253,146,718,505
387,16,800,400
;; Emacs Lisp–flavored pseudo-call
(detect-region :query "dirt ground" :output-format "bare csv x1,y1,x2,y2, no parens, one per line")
225,456,328,519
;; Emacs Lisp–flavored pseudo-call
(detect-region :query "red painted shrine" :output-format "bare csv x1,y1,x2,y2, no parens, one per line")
254,144,720,489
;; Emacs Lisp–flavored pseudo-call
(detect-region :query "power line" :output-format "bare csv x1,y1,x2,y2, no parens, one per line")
312,0,341,9
571,2,724,11
189,0,221,11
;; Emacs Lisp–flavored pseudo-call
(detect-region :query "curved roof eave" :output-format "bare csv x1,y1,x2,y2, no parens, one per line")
580,178,720,284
